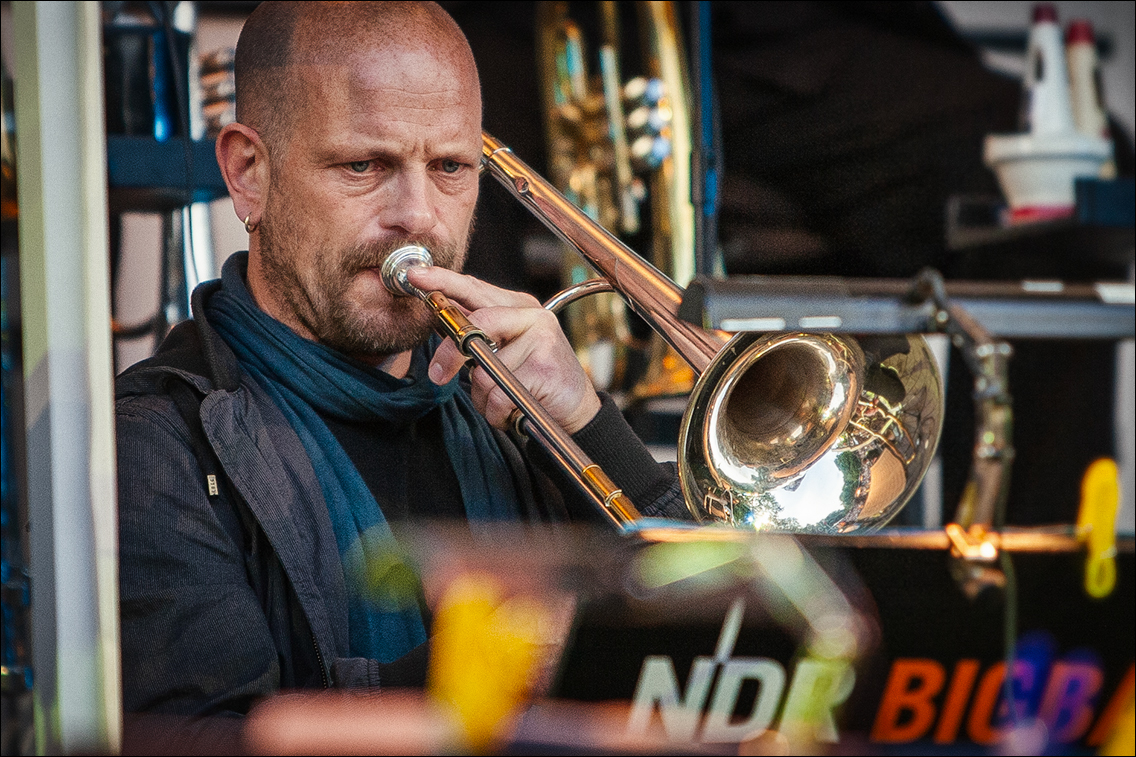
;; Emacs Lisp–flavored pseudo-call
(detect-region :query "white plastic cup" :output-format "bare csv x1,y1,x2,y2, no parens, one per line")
983,4,1111,223
983,131,1110,221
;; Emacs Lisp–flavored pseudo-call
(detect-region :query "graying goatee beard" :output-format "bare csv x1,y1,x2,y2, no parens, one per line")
258,209,468,357
316,235,466,355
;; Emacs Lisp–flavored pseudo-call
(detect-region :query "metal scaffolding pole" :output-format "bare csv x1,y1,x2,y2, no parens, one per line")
12,1,121,753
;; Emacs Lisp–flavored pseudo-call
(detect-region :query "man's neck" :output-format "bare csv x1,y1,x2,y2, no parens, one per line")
351,349,413,378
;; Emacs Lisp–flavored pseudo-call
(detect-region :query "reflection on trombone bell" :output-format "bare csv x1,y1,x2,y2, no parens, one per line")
683,330,943,532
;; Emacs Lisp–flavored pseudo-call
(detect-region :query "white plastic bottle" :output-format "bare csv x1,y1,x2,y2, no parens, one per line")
1020,4,1076,135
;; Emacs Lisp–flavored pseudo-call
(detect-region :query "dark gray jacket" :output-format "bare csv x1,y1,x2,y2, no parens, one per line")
116,280,685,722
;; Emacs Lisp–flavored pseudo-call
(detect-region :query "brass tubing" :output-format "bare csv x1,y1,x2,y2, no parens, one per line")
388,267,641,532
581,464,640,524
521,417,641,526
542,277,616,314
423,291,491,356
460,316,641,531
482,132,726,375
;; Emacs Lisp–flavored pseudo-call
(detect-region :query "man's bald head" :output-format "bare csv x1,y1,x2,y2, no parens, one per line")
234,1,480,155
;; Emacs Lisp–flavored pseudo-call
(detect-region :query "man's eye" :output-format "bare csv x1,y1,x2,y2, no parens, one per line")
348,161,371,173
441,159,462,174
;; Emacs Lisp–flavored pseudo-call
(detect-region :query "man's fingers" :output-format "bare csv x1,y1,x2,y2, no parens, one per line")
414,268,601,433
406,265,539,311
429,337,466,385
469,368,515,428
427,305,553,387
465,305,560,352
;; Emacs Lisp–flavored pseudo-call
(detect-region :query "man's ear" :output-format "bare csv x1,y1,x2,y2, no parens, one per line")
216,122,270,229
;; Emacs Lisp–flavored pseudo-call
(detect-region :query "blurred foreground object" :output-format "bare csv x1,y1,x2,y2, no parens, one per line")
1098,684,1136,756
411,524,877,753
235,522,1134,755
427,572,550,751
245,690,459,756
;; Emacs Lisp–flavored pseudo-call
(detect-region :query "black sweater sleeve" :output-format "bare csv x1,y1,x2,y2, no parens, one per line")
569,393,691,521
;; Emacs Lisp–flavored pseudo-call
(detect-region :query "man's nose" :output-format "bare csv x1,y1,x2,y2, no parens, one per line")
379,170,437,235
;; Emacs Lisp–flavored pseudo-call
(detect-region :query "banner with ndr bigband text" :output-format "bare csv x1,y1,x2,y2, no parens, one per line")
553,540,1133,754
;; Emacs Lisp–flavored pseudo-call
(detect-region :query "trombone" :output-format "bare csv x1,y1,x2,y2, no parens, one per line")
384,133,944,536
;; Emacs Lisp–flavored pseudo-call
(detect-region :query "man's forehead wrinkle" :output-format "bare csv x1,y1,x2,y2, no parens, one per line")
289,39,475,94
349,85,467,108
371,87,465,96
351,41,475,80
348,67,465,94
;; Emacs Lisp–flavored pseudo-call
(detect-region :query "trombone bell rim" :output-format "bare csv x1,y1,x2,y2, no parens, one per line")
701,332,865,488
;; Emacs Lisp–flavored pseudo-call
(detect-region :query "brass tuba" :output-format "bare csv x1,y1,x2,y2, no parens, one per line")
536,0,696,399
482,133,945,534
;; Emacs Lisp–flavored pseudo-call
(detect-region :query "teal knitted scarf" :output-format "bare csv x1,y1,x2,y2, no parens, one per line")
206,253,520,662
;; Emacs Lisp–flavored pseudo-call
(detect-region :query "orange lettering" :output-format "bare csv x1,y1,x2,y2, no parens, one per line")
934,659,980,743
967,661,1034,745
871,659,945,743
967,662,1006,745
1087,664,1135,747
1038,661,1103,743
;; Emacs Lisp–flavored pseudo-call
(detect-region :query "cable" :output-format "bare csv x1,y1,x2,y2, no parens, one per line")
154,1,197,333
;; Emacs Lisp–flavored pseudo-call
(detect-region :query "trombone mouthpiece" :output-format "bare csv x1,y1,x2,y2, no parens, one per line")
381,245,433,298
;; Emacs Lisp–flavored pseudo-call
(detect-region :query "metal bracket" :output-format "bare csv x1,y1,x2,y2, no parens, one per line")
945,523,999,561
908,269,1015,598
945,523,1006,599
908,269,1015,531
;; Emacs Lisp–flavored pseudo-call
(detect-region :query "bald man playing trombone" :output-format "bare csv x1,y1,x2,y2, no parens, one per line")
114,0,685,728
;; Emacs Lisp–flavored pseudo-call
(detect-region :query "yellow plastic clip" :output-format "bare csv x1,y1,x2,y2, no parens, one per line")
1076,458,1119,599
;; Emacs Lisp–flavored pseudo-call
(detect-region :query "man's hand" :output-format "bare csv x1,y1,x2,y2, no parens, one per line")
406,266,602,434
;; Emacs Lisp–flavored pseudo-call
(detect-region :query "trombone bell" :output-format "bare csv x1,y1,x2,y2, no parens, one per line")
681,332,944,533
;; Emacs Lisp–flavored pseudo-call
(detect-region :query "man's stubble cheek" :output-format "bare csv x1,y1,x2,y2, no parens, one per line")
315,234,443,354
258,188,329,332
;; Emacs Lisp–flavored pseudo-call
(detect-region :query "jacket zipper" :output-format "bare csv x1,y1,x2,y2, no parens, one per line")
312,631,329,688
